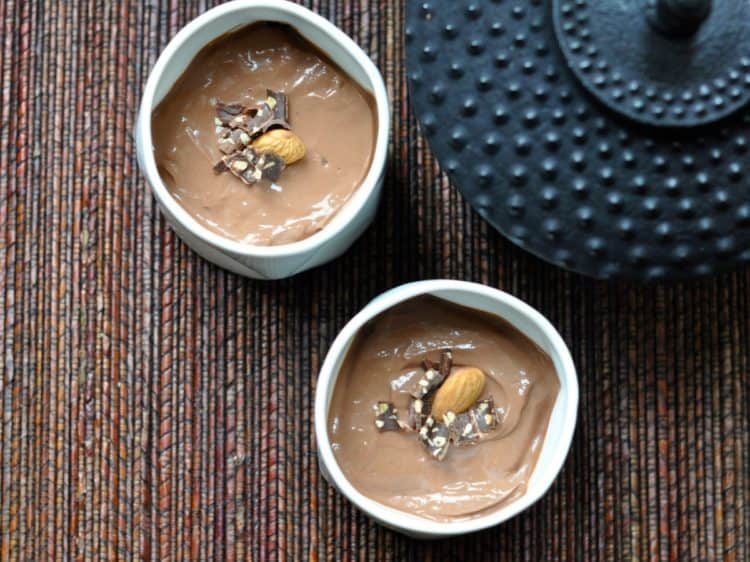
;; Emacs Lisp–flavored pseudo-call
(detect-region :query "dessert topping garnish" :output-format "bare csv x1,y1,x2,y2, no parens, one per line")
448,411,480,446
373,350,500,460
373,401,402,432
472,398,498,433
214,149,285,184
252,128,306,165
446,398,498,447
410,350,452,399
430,366,486,419
417,416,451,461
212,89,305,185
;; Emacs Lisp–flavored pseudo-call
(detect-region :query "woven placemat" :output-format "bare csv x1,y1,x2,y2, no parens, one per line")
0,1,748,560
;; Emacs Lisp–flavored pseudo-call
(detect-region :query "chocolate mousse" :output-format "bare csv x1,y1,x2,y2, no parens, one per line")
328,296,561,521
152,23,377,246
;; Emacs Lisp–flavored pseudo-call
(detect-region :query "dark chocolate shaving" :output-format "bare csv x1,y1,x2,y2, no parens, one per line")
374,401,401,432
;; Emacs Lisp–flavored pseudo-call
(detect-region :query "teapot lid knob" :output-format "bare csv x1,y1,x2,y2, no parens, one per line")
648,0,712,37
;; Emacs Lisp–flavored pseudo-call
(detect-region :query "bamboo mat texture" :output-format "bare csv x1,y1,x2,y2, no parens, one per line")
1,1,749,560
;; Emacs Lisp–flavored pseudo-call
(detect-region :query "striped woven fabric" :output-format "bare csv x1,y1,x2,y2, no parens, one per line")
0,1,747,560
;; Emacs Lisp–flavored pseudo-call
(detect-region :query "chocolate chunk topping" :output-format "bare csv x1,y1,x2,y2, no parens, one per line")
374,401,401,432
410,366,445,399
254,151,285,183
418,416,451,461
212,91,292,183
441,410,457,427
220,147,286,186
234,90,291,139
472,397,498,434
266,90,288,118
434,394,501,451
376,351,499,461
218,128,252,155
447,411,481,447
444,397,499,448
411,349,453,399
215,102,247,124
242,104,274,138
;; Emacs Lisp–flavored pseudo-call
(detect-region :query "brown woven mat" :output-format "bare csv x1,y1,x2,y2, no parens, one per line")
1,1,748,560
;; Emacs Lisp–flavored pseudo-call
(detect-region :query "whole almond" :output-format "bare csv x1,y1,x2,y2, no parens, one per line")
430,367,486,419
252,129,305,165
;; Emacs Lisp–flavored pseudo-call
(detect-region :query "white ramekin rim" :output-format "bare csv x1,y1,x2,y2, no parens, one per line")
314,280,579,537
135,0,390,259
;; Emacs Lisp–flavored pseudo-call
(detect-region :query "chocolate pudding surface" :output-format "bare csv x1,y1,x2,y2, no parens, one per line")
328,296,561,521
152,23,377,246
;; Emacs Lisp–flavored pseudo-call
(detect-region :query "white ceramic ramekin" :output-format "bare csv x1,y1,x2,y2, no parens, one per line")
315,280,579,538
135,0,389,279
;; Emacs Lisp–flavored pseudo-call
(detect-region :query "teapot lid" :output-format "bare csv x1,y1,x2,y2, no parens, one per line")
406,0,750,281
